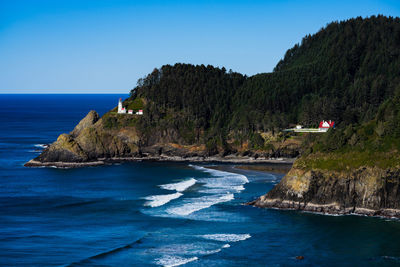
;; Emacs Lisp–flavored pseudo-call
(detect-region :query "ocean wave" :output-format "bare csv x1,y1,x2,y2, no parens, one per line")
198,243,231,255
159,165,249,216
381,256,400,261
166,193,234,216
66,237,144,266
34,144,48,149
199,174,248,187
159,178,197,192
54,199,101,209
200,233,251,242
189,164,249,183
198,185,245,194
155,255,198,267
144,192,183,207
190,165,249,195
153,241,230,266
150,242,229,256
28,150,42,153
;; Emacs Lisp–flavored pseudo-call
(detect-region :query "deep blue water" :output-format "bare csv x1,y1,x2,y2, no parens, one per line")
1,94,400,267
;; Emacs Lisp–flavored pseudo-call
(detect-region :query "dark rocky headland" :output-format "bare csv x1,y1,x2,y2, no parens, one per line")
25,110,300,168
27,16,400,218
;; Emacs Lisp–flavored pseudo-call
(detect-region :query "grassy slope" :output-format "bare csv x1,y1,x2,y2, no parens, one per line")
296,119,400,171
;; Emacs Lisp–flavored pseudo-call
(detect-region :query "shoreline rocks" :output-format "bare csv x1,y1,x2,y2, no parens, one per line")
248,166,400,219
24,156,295,168
247,198,400,218
24,160,105,168
25,110,300,169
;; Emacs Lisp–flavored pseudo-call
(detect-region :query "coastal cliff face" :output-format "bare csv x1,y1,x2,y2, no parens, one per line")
25,108,301,167
26,110,141,166
250,163,400,218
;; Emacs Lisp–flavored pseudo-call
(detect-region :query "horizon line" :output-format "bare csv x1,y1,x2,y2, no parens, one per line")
0,92,130,94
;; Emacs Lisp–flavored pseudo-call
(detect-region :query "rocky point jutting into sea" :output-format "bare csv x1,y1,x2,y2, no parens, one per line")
248,163,400,218
24,109,300,168
26,16,400,218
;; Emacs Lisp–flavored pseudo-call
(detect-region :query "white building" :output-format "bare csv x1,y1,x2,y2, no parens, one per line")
318,120,335,132
118,98,143,115
117,98,126,114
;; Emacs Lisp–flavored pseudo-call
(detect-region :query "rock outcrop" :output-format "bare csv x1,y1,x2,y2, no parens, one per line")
70,110,99,137
249,165,400,218
25,108,302,167
25,110,141,166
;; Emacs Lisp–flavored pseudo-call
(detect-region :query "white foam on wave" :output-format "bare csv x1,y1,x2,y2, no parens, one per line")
200,233,251,242
198,185,245,194
153,242,230,266
28,150,41,153
151,242,229,255
159,178,197,192
144,192,183,207
189,165,249,195
146,165,248,218
189,164,249,183
155,255,198,267
166,193,234,216
34,144,48,149
201,243,231,255
161,165,249,216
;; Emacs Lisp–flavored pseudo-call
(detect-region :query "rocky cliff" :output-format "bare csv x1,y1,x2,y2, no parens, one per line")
25,108,302,167
25,110,141,167
249,162,400,218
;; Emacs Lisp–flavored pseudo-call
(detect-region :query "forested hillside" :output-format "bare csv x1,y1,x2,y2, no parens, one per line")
130,15,400,154
234,15,400,132
132,64,245,145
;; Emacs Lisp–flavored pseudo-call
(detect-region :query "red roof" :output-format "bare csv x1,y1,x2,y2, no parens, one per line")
319,120,335,128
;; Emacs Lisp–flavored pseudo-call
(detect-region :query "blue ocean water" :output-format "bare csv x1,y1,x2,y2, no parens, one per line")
1,94,400,267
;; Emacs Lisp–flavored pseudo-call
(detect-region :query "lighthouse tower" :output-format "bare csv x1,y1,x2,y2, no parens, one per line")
117,98,126,114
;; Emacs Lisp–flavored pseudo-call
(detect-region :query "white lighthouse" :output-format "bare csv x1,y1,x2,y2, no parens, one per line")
117,98,126,114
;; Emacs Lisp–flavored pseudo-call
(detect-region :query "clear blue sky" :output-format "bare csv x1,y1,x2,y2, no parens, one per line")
1,0,399,93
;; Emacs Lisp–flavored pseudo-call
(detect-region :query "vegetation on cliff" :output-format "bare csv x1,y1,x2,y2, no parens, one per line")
130,64,246,147
236,15,400,130
297,89,400,171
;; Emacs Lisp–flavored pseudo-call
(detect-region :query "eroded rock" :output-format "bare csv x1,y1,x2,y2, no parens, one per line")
250,165,400,218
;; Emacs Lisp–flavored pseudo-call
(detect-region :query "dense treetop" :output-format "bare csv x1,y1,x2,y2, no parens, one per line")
234,15,400,130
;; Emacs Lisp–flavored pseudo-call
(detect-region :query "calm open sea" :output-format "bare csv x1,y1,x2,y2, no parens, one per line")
1,94,400,266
